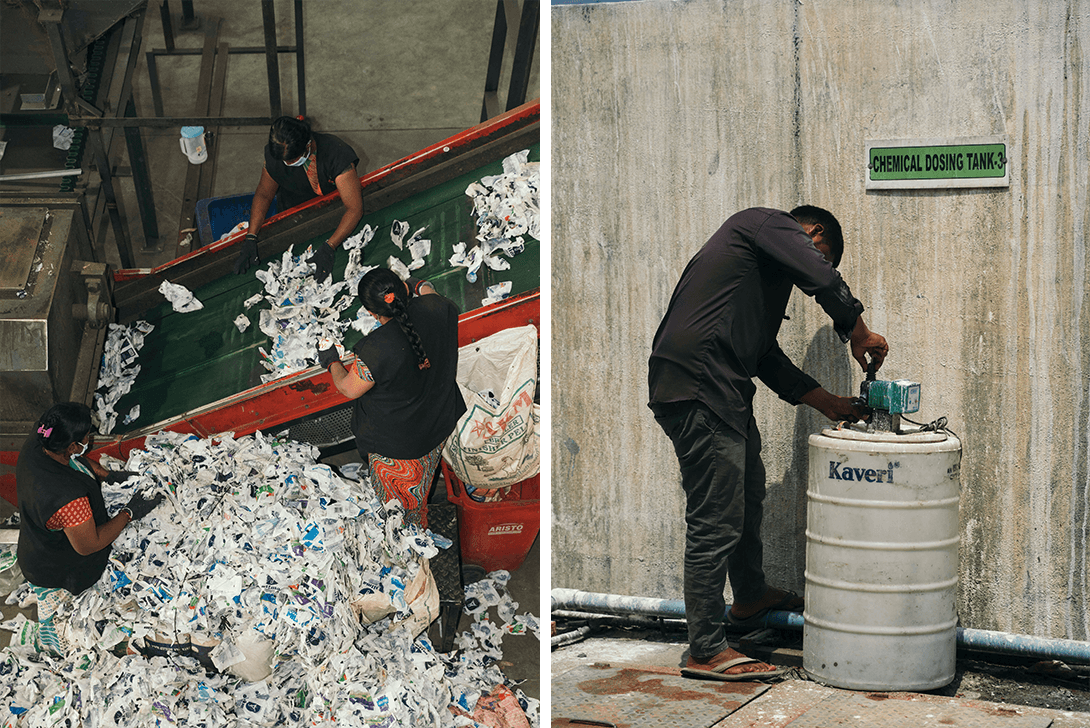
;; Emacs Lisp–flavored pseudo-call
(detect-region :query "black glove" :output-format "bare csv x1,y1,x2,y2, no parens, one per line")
234,233,260,275
124,491,165,521
317,343,340,370
312,242,335,282
103,470,138,485
406,276,429,296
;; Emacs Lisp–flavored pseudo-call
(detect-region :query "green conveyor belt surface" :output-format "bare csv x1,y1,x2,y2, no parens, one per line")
111,145,539,432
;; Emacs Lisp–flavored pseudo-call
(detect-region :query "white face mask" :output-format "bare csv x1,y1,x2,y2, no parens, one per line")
71,441,88,459
285,148,311,167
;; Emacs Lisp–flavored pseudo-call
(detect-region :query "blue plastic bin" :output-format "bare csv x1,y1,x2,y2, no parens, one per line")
195,193,278,247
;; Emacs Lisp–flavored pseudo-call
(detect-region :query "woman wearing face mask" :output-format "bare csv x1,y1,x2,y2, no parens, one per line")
234,115,364,281
16,402,162,653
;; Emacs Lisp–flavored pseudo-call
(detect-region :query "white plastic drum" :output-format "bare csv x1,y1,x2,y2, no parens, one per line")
804,426,961,691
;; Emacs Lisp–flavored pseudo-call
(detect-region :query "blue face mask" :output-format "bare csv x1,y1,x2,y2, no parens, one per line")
285,148,311,168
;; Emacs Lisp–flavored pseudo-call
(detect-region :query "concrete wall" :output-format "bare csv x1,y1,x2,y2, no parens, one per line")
551,0,1090,641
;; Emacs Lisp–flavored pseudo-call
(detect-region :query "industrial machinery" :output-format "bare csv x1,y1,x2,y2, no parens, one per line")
856,361,922,433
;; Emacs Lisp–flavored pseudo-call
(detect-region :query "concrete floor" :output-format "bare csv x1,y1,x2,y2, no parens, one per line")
553,633,1090,726
0,0,540,707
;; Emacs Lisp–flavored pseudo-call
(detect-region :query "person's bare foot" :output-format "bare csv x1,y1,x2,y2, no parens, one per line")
729,586,803,621
685,647,776,676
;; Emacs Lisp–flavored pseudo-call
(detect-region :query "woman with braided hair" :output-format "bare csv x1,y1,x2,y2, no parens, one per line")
16,402,163,654
318,268,466,528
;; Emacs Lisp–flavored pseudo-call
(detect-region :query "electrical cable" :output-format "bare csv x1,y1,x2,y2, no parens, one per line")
901,414,960,442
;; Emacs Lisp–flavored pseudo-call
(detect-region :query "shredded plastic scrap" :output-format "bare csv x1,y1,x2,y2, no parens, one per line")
453,150,538,297
0,430,538,727
93,320,154,434
247,226,380,383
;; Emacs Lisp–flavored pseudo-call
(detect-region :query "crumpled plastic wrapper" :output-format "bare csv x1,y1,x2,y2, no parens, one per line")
158,280,204,313
219,221,249,242
0,430,538,727
93,320,154,434
52,124,75,151
449,242,484,283
482,281,513,307
390,220,410,249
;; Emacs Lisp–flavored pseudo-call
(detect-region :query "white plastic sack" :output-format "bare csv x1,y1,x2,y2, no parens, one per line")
443,325,539,489
227,629,275,682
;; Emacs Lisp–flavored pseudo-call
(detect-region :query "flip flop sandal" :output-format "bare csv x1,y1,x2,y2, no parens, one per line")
726,590,803,630
681,656,787,682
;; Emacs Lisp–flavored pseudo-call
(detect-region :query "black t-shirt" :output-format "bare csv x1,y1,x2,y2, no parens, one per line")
648,207,864,437
263,132,359,210
351,295,467,460
16,435,112,594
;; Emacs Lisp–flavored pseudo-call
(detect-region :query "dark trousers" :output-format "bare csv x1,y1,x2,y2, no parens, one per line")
654,401,768,658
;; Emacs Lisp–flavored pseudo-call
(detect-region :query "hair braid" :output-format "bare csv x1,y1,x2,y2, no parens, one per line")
388,296,431,370
358,267,431,370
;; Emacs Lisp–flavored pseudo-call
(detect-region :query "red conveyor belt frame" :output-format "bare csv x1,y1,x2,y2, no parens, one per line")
88,288,539,464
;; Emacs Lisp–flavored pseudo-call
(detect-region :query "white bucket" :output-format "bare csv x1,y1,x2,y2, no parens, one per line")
179,126,207,164
804,426,961,690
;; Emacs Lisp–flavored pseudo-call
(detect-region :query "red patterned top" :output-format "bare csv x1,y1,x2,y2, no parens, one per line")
45,497,93,530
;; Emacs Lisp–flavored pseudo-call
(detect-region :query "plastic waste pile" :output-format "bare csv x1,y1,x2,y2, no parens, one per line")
0,430,539,727
451,149,539,301
93,321,155,435
244,234,375,384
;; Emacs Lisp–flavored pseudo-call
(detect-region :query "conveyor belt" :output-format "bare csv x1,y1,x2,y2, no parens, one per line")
108,144,539,435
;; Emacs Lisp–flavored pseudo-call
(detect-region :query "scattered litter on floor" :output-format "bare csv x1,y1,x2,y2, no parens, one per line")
0,430,538,727
158,280,204,313
93,321,155,434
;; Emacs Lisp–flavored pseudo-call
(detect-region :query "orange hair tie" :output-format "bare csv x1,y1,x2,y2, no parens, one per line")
384,292,396,304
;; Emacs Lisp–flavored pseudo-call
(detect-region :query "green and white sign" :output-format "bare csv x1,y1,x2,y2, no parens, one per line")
865,137,1009,190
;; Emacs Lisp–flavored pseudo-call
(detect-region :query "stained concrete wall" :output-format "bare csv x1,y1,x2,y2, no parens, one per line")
551,0,1090,641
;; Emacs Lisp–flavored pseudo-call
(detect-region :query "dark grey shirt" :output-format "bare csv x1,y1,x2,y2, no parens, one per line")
648,207,864,437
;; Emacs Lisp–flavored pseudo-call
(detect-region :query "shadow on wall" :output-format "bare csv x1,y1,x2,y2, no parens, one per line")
765,325,856,593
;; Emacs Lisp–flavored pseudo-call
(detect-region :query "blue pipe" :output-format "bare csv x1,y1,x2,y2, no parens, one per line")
551,589,1090,664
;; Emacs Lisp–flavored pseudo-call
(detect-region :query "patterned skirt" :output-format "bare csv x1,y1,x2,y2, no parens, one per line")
368,443,443,529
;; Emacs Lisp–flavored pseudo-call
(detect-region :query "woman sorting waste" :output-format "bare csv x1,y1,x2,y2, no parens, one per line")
234,115,364,281
15,402,163,653
318,268,466,529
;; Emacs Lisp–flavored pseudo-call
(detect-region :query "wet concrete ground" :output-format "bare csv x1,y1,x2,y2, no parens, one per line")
552,628,1090,727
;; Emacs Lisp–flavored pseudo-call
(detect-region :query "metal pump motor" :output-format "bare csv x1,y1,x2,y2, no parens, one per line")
856,362,921,433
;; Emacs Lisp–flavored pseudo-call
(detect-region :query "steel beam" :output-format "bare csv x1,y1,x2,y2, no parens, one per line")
481,0,508,122
506,0,538,111
294,0,306,117
261,0,283,118
123,97,160,250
